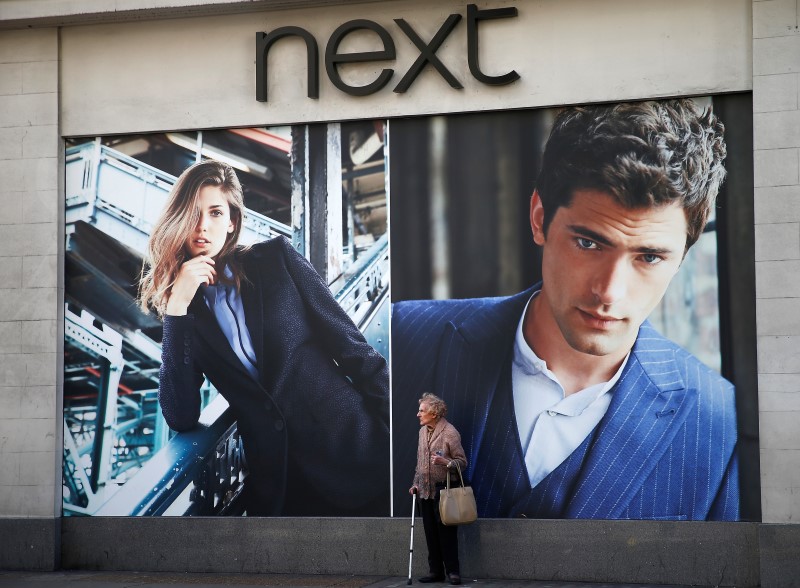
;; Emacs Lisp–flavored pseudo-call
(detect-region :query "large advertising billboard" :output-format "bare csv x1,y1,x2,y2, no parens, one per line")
63,123,390,516
63,97,752,521
389,97,750,522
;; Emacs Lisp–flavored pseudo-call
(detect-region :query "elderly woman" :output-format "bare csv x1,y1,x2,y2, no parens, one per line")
409,393,468,585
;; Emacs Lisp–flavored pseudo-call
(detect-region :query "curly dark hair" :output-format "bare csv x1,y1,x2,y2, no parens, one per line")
535,99,727,251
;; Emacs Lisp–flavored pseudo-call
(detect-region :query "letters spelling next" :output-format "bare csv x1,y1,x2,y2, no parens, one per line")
256,4,520,102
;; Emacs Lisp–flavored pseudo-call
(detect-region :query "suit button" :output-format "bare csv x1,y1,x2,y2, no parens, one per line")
274,420,284,431
183,357,190,365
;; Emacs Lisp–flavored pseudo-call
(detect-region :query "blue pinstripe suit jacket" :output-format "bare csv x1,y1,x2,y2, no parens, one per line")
391,286,739,520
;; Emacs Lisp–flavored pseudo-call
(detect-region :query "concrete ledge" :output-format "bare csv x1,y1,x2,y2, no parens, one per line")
0,518,59,571
62,517,760,586
62,517,420,576
759,524,800,588
460,519,760,587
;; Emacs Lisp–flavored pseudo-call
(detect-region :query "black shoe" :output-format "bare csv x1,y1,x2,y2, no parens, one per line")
448,573,462,585
418,573,445,583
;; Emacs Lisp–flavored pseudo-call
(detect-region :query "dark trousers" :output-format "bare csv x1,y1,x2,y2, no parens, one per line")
419,497,460,575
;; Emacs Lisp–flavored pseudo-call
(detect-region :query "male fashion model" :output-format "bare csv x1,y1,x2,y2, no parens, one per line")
392,100,738,520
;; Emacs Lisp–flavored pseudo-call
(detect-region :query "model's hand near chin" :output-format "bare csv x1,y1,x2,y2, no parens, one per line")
165,255,216,316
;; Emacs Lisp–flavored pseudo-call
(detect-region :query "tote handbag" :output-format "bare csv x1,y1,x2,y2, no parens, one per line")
439,462,477,525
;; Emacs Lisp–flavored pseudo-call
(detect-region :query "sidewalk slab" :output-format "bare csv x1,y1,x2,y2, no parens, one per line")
0,571,699,588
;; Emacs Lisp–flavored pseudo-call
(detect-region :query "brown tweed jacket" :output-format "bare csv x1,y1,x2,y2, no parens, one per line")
412,417,468,499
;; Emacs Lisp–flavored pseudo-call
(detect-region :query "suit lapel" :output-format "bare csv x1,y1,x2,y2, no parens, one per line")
564,323,697,519
435,289,533,469
475,362,531,516
239,253,265,381
188,287,257,383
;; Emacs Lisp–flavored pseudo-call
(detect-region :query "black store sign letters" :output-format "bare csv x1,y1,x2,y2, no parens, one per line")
256,4,519,101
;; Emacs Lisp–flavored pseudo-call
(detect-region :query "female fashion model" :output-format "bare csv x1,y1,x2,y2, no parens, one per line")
139,160,389,516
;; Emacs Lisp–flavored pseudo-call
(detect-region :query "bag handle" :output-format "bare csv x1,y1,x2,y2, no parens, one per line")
445,461,466,490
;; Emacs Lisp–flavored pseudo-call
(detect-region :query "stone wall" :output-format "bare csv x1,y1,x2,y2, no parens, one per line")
752,0,800,525
0,28,59,521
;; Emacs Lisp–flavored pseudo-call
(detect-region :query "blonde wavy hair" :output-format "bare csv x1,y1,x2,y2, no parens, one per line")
138,160,246,315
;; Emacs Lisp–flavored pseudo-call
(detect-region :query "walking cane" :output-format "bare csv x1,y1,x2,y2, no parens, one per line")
407,489,417,585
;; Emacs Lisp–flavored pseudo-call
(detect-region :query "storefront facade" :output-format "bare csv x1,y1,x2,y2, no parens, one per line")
0,0,798,585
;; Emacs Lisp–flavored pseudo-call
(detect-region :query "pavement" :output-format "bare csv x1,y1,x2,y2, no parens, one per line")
0,571,696,588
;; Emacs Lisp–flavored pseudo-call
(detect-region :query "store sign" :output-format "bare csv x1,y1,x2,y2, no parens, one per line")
256,4,519,101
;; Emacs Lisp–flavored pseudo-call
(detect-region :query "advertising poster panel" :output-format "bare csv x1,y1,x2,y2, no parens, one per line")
390,97,747,521
63,97,752,522
63,123,390,516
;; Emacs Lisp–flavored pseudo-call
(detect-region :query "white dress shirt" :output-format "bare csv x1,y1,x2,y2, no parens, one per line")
511,293,629,488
